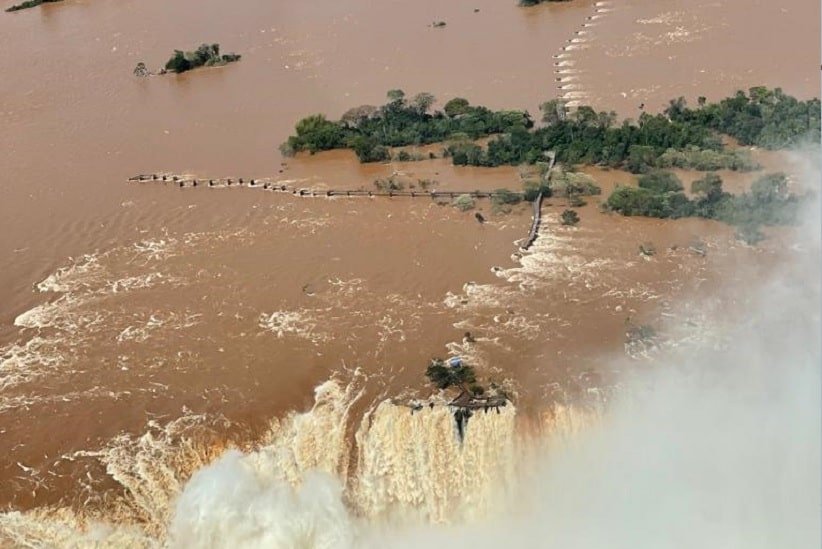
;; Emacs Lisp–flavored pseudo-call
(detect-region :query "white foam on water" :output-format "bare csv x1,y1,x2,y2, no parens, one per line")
327,277,365,299
131,238,175,262
36,254,105,294
443,282,520,311
374,314,406,350
258,310,330,344
495,221,615,291
0,386,149,415
0,336,65,391
116,312,202,343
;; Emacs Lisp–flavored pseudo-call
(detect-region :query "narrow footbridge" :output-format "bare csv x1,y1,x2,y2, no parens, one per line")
128,172,546,249
128,173,525,199
521,191,544,251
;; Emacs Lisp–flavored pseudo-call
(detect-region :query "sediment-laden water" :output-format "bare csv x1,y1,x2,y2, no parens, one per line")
0,0,818,545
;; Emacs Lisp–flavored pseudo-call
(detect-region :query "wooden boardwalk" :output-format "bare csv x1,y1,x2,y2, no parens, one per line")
127,173,526,199
128,170,548,249
521,191,544,251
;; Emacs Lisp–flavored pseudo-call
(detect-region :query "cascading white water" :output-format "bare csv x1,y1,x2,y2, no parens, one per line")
2,375,598,548
351,401,516,524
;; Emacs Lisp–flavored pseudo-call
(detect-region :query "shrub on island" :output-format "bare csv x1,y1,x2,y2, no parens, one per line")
164,44,241,74
6,0,61,12
605,171,803,242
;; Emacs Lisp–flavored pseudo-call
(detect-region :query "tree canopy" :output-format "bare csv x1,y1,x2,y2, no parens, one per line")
606,171,803,241
286,88,818,172
663,87,821,149
282,90,533,161
425,359,477,392
164,44,241,74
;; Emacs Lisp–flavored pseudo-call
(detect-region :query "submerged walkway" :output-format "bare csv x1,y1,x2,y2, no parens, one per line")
128,168,549,249
127,173,526,199
521,191,544,251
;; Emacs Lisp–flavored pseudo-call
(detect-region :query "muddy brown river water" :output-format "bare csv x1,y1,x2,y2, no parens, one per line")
0,0,818,543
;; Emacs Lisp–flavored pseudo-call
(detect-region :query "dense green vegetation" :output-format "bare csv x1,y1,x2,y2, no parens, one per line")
605,171,803,242
561,209,580,226
281,90,532,161
425,359,481,395
518,166,601,202
163,44,241,74
656,146,759,171
663,87,821,149
452,194,476,211
454,90,818,169
286,88,819,173
6,0,61,12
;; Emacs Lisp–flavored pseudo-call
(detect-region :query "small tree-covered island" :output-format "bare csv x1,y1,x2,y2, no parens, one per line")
5,0,61,12
423,358,509,440
282,87,819,241
134,43,241,77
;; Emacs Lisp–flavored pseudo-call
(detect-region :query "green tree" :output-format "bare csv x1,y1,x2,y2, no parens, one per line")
452,194,476,211
340,105,378,128
691,173,723,201
291,114,345,153
491,188,523,206
539,99,567,125
626,145,657,173
560,209,580,225
349,135,389,162
425,359,477,393
165,50,191,73
637,171,683,193
444,97,471,117
386,89,406,104
751,172,788,203
411,92,436,114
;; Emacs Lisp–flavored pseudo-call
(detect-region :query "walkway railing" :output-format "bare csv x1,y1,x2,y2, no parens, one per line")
127,173,526,199
128,170,548,250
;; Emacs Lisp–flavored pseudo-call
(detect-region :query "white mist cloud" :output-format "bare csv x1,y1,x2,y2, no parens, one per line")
378,154,822,549
168,156,821,549
170,451,355,548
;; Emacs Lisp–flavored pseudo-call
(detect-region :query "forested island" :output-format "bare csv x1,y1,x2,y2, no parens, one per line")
424,358,508,440
5,0,61,12
282,87,817,240
605,171,800,244
284,87,818,169
281,90,532,161
134,44,241,76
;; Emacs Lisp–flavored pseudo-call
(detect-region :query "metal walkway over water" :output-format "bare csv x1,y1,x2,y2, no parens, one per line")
128,172,546,250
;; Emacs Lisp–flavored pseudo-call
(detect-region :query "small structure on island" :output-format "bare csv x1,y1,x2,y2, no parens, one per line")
424,357,509,442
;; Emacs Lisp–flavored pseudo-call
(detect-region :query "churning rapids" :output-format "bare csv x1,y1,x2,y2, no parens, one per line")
0,0,819,546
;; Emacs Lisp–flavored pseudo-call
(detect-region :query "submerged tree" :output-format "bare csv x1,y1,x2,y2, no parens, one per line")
133,62,149,77
561,209,580,226
163,43,241,74
425,358,477,393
